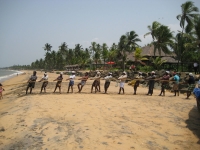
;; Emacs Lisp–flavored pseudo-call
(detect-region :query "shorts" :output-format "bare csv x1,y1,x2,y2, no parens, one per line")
69,80,74,86
42,81,48,88
120,82,125,88
188,84,195,92
56,81,62,87
173,83,179,90
104,82,110,89
28,82,35,88
92,80,99,86
80,81,86,86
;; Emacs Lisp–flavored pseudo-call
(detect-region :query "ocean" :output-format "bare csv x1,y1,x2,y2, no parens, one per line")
0,69,23,83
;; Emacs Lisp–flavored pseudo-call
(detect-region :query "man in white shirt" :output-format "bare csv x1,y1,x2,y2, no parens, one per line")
39,72,48,93
118,71,127,94
66,71,76,93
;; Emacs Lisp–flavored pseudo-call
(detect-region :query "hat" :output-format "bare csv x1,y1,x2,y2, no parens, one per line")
123,71,126,74
138,72,142,74
151,71,155,74
60,72,63,75
97,71,101,75
165,71,169,74
72,71,75,73
109,72,112,75
189,73,193,76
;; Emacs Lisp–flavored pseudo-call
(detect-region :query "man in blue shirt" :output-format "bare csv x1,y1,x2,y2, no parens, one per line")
173,72,180,96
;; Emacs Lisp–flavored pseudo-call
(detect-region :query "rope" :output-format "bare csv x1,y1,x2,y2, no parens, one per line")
1,77,189,88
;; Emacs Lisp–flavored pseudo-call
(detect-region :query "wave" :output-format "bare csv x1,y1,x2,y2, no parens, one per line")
0,70,24,83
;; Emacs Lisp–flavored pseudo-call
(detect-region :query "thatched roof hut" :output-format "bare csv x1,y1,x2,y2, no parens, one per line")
126,45,178,63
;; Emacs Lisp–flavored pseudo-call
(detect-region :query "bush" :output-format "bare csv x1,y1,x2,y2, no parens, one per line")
138,66,153,72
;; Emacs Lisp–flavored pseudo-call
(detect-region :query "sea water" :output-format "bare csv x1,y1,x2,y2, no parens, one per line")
0,69,23,83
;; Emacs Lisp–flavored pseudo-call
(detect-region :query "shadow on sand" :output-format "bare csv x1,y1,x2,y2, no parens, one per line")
185,105,200,144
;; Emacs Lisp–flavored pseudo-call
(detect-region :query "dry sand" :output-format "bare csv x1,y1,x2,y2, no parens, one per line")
0,70,200,150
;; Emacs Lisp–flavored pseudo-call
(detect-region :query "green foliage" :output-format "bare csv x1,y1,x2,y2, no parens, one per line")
151,57,166,70
138,65,153,72
118,30,141,70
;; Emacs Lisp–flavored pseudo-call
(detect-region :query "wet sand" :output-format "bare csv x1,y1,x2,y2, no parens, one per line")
0,70,200,149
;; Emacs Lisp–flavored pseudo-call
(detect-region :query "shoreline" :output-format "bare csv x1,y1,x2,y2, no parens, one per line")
0,70,200,149
0,70,24,83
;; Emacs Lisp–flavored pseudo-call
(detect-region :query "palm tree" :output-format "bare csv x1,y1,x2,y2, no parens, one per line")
134,47,148,66
118,31,141,70
89,42,101,69
43,43,52,53
144,21,161,41
74,44,84,64
152,25,174,56
176,1,199,71
108,43,118,62
59,42,68,63
101,43,109,69
51,50,56,70
177,1,199,33
43,43,52,70
194,16,200,48
151,57,166,70
79,49,90,69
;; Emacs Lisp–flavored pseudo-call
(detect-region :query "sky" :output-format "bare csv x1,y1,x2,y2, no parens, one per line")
0,0,200,68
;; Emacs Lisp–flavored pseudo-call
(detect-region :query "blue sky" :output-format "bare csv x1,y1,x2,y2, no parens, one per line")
0,0,200,68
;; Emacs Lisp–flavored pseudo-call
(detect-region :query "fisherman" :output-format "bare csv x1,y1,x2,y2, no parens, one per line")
146,71,156,96
118,71,127,94
66,71,76,93
172,72,180,96
91,71,101,93
104,72,113,94
186,73,195,99
128,72,143,95
26,71,37,94
77,72,89,93
39,72,48,93
53,72,63,94
159,71,170,96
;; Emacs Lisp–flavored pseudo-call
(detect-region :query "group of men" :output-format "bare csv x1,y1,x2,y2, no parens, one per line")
25,70,114,94
25,70,197,99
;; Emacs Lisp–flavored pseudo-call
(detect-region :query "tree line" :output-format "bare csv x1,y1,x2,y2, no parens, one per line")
9,1,200,72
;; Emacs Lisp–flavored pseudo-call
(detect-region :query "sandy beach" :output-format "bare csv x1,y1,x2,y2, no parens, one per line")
0,70,200,150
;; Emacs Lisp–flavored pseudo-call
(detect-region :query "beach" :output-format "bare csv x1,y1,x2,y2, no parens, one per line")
0,70,200,150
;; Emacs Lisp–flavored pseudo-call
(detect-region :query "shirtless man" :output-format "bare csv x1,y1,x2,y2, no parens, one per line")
53,72,63,94
77,72,89,93
91,71,101,93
